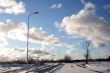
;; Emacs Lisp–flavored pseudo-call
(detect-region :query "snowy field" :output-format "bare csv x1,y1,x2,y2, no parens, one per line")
0,62,110,73
0,64,35,73
53,62,110,73
0,63,60,73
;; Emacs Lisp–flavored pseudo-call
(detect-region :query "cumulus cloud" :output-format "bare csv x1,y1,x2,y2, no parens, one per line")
81,0,85,4
28,28,61,45
104,4,110,12
0,0,25,14
0,20,63,61
81,0,95,10
0,48,25,61
50,3,63,9
0,20,25,45
0,20,26,47
15,48,50,55
0,47,51,61
0,34,8,47
31,50,50,55
56,1,110,48
0,20,61,47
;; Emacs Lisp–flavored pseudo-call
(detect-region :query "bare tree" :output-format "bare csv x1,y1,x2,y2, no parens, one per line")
107,56,110,60
64,55,72,62
83,41,92,64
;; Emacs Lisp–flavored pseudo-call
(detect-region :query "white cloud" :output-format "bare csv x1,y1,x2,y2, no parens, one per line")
0,20,64,61
0,20,27,47
0,48,23,61
0,34,8,47
0,55,9,62
0,0,25,14
81,0,95,10
104,4,110,12
56,2,110,48
0,47,51,61
0,20,25,47
50,3,63,9
84,2,95,10
81,0,86,4
28,28,61,45
0,20,61,47
31,49,50,55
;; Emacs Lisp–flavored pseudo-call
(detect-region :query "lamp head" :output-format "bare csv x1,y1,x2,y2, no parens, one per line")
33,12,39,14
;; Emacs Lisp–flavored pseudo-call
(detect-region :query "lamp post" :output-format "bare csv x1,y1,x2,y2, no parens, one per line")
27,12,39,64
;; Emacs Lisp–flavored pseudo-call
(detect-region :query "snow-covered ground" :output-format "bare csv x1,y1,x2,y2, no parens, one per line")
0,62,110,73
86,62,110,73
0,64,35,73
0,63,59,73
53,62,110,73
52,63,96,73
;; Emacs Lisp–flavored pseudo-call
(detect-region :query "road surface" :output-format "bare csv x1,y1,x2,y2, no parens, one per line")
53,63,97,73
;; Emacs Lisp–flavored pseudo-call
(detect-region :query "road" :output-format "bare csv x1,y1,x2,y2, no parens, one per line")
28,63,62,73
53,63,97,73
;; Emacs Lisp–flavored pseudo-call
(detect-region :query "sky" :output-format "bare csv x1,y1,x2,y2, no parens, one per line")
0,0,110,61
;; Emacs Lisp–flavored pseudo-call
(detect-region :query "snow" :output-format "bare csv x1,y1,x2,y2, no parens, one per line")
49,64,63,73
53,62,110,73
86,62,110,73
0,64,35,73
53,63,96,73
0,62,110,73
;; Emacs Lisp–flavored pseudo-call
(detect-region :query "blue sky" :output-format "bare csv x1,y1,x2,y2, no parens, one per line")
0,0,110,61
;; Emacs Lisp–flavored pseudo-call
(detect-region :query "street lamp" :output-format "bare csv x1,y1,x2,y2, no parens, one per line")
27,12,39,64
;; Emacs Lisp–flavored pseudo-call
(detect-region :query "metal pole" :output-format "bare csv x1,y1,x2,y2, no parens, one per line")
27,12,39,64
